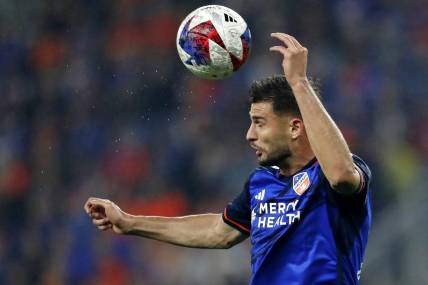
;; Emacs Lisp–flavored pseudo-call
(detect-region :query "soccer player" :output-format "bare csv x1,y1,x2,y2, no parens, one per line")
84,33,372,284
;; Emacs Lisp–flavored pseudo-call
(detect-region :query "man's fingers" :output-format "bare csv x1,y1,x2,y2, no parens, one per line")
91,212,105,219
287,35,304,49
269,46,289,57
271,33,306,52
84,200,93,214
92,217,110,227
84,197,112,215
97,224,113,231
87,197,110,207
271,33,297,49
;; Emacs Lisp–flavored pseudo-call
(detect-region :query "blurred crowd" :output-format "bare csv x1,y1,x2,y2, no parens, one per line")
0,0,427,284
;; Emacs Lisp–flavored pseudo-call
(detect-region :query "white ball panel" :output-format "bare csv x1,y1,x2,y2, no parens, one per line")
208,39,233,73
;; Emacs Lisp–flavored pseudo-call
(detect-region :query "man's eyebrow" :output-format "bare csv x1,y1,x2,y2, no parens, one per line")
249,114,266,121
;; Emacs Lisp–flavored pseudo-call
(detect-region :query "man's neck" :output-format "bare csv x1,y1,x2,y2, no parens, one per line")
279,151,315,176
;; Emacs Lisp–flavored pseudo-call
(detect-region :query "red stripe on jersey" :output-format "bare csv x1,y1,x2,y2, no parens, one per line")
223,208,250,234
355,165,366,193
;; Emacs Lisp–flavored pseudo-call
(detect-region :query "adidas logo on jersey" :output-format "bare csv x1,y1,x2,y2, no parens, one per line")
255,189,265,201
224,13,237,23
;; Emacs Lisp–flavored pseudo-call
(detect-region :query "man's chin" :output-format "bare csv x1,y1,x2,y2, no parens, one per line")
258,153,290,167
258,158,275,167
258,160,271,167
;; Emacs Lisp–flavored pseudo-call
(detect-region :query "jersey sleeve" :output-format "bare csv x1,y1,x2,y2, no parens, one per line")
329,154,372,208
353,154,372,196
222,180,251,235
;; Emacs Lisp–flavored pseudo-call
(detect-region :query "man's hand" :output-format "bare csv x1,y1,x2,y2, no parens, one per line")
84,198,131,234
270,33,308,87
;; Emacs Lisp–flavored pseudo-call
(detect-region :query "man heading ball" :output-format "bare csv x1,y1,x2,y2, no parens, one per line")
85,33,372,284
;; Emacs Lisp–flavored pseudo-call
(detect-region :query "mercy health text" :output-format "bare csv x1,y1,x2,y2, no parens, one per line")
253,199,301,229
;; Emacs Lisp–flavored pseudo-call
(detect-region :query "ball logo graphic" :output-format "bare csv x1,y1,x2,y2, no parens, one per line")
176,5,251,80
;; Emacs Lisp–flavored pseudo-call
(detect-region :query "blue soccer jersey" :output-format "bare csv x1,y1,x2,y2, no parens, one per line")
222,155,372,285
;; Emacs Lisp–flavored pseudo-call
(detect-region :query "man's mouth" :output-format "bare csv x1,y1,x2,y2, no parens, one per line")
250,144,263,158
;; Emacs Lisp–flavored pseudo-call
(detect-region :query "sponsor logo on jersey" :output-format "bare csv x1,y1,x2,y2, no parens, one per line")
255,199,300,229
293,171,310,195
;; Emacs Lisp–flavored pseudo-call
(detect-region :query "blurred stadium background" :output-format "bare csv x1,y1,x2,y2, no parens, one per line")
0,0,427,284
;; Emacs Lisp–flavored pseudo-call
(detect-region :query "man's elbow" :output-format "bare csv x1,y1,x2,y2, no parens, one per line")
329,168,361,195
212,229,247,249
218,240,234,249
212,235,239,249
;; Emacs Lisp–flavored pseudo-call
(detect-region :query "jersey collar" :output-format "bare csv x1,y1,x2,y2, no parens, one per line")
276,157,317,180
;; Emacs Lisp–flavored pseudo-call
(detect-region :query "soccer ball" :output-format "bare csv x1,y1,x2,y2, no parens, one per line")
176,5,251,80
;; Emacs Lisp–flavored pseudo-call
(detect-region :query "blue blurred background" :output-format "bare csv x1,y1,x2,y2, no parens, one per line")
1,0,427,284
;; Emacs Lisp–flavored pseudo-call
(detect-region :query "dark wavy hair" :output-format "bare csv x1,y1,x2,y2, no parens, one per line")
249,75,321,117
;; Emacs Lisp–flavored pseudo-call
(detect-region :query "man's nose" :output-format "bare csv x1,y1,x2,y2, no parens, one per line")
246,124,257,142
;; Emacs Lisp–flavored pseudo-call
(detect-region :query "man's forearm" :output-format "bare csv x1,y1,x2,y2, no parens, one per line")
291,79,357,191
123,213,238,249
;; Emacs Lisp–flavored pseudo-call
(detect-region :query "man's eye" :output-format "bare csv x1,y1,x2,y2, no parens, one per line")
252,119,265,127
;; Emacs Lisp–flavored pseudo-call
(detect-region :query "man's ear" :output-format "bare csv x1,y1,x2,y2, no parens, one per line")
289,117,304,139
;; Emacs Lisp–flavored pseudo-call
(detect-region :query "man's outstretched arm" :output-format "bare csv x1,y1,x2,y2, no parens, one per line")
84,197,247,249
270,33,361,195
